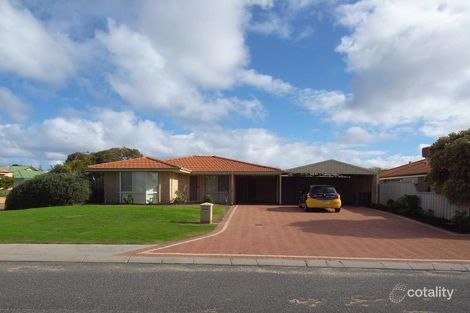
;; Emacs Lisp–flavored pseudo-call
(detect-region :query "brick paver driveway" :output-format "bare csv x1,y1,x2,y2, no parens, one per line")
138,205,470,261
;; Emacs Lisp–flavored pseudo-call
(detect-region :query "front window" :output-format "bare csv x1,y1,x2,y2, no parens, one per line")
218,175,229,192
121,172,132,192
205,175,230,203
120,172,158,204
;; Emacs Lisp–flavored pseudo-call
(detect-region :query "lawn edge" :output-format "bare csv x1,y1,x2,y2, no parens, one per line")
122,205,237,256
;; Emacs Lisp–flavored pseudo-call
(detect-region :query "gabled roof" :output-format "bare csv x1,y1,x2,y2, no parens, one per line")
166,155,281,172
380,159,430,179
286,159,376,176
8,165,44,179
87,157,183,171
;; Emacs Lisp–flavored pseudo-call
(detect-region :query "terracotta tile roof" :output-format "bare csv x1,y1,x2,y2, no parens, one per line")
88,157,180,170
380,159,431,179
0,167,10,173
166,155,281,172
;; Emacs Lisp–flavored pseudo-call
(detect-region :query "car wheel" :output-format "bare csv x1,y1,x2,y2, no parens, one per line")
335,208,341,213
303,205,310,212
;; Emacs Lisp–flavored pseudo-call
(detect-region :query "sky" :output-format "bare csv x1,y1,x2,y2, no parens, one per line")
0,0,469,170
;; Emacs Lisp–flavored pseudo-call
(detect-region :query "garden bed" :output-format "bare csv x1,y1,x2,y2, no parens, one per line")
369,202,470,234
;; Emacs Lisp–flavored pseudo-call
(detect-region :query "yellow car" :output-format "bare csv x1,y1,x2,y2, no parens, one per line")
300,185,342,213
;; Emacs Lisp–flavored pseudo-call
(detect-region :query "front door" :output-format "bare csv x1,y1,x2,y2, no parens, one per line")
189,176,198,202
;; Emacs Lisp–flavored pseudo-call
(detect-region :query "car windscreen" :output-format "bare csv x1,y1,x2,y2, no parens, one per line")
310,186,337,194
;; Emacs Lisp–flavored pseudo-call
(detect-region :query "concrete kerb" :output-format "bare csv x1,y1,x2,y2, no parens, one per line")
1,255,470,272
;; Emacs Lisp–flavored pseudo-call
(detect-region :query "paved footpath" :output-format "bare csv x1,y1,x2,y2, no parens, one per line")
0,244,470,272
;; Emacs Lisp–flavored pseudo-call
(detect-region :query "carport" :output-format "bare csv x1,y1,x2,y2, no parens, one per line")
235,175,280,204
281,159,378,205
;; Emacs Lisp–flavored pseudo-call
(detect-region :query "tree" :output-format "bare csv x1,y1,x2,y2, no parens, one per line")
51,147,143,174
0,176,14,189
93,147,142,164
427,129,470,205
369,167,382,173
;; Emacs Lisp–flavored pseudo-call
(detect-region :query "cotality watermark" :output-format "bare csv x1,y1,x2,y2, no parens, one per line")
389,283,456,303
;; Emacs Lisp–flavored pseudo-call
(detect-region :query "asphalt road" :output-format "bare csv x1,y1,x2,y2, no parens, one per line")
0,262,468,313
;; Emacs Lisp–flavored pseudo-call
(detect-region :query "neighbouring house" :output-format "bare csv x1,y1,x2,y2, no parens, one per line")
281,159,378,206
0,167,13,178
87,155,282,205
380,159,432,191
379,159,470,219
7,165,44,186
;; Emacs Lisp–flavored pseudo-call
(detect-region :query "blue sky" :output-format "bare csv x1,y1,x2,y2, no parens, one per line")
1,0,469,170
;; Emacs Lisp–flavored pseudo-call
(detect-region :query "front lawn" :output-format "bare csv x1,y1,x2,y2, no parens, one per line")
0,204,228,244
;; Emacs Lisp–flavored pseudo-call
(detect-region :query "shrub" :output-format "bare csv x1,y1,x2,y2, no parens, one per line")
386,195,422,216
122,194,134,204
453,211,470,231
420,209,435,219
0,176,14,190
173,190,186,204
5,173,90,210
203,194,213,203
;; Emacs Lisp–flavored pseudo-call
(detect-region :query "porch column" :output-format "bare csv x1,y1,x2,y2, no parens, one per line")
279,174,282,205
230,173,235,205
118,171,122,204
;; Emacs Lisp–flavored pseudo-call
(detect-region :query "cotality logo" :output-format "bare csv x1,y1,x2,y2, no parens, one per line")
389,283,408,303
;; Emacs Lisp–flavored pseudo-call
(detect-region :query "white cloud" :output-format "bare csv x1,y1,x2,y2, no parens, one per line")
0,109,418,169
237,69,294,94
358,154,423,170
248,0,325,40
336,126,394,146
333,0,470,136
96,20,266,121
0,87,31,122
0,0,77,84
298,89,347,111
138,0,250,89
249,13,293,39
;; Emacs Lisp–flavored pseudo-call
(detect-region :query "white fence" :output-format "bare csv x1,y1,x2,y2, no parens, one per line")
379,180,470,220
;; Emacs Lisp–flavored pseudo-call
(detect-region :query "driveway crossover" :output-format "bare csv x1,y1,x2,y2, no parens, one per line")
138,205,470,261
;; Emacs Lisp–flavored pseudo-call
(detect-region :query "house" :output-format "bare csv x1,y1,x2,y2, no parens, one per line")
7,165,44,186
380,159,432,192
379,159,469,219
87,155,282,205
282,159,378,205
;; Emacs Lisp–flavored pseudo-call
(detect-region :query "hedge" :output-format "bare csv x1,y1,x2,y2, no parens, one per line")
5,173,90,210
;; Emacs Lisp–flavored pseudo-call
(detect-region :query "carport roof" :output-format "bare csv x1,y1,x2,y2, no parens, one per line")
285,159,376,176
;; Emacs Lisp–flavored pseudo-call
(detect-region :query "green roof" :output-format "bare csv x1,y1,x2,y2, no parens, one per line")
8,165,44,179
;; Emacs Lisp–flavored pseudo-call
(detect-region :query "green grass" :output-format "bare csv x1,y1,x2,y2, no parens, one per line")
0,204,228,244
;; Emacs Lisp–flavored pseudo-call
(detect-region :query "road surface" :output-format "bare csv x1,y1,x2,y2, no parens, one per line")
0,262,468,312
